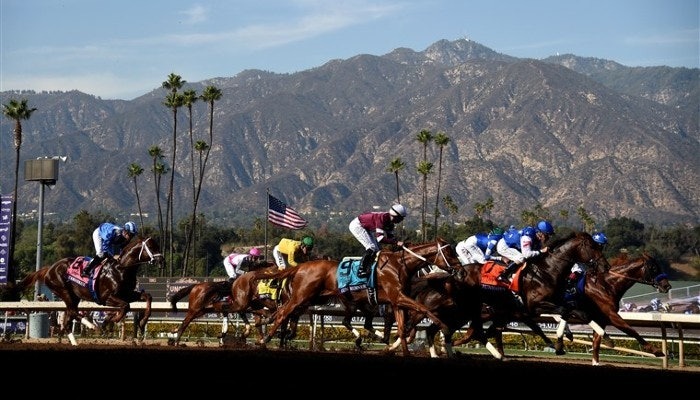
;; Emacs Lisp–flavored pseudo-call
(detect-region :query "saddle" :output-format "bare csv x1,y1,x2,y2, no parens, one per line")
336,257,377,304
480,260,522,293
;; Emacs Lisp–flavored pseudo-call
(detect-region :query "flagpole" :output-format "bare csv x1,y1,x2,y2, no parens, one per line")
265,187,269,260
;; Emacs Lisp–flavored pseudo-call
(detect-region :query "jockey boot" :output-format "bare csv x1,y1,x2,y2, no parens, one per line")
82,256,102,277
497,262,518,282
357,249,375,278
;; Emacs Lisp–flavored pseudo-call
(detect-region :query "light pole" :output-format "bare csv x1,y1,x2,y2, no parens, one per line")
24,156,66,300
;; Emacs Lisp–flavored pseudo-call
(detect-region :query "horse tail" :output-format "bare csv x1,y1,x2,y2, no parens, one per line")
169,284,196,312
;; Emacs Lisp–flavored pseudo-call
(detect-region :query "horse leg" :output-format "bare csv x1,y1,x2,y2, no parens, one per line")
218,313,230,345
591,332,603,366
342,310,364,350
135,291,152,343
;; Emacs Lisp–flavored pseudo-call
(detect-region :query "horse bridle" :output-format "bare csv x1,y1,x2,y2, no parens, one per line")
608,260,667,289
137,237,163,265
399,241,458,274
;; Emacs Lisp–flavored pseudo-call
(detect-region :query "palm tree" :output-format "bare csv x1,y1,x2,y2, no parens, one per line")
2,98,37,284
386,157,405,203
182,85,222,277
416,129,433,241
162,73,186,272
432,132,450,239
180,89,198,275
417,160,434,241
148,145,166,268
127,163,145,229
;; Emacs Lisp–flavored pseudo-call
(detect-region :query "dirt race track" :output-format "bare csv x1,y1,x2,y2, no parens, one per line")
1,339,697,393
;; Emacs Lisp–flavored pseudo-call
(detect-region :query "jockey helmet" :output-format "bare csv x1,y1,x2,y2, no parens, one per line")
301,236,314,249
389,204,407,218
488,227,504,241
249,247,262,257
592,232,608,245
123,221,138,235
536,220,554,235
521,226,536,238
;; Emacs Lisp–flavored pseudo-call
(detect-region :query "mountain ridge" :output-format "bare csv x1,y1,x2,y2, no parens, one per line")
1,38,698,229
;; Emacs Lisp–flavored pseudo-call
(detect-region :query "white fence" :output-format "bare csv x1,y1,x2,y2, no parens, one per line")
2,301,699,369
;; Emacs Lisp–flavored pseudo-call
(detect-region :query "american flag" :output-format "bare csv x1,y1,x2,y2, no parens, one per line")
268,194,308,230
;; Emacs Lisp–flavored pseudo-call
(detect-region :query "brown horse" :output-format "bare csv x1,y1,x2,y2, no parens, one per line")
16,236,163,345
439,232,612,358
167,260,298,347
253,239,484,356
382,270,560,358
554,252,671,365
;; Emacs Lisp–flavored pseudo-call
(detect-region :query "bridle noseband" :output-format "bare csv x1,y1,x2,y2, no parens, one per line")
399,241,458,274
136,237,163,265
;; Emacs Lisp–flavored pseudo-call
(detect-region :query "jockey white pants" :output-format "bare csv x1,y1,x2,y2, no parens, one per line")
272,245,287,269
496,238,525,264
349,217,380,252
456,235,485,265
92,228,104,257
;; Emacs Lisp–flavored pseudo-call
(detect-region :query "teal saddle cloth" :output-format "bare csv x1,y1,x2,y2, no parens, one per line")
336,257,376,294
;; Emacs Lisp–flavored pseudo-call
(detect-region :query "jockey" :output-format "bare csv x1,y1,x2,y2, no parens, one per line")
273,236,313,270
349,204,406,278
496,220,554,283
223,247,263,282
565,231,608,292
83,221,137,277
455,227,504,265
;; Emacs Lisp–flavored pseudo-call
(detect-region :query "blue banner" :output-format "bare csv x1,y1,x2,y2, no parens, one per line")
0,194,13,284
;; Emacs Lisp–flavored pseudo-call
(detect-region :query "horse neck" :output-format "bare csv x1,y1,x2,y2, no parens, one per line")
606,259,646,293
120,241,149,269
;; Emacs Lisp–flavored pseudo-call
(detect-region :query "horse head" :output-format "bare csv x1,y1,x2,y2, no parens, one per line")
119,236,164,269
396,238,462,275
549,232,612,276
611,252,672,293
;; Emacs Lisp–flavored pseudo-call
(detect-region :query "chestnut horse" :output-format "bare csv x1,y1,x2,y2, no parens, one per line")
253,239,494,356
167,260,283,346
554,252,671,365
16,236,163,345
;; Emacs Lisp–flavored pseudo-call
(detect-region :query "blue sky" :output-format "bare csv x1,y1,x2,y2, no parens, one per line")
1,0,698,100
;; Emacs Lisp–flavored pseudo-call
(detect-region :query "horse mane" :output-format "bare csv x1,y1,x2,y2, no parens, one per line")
547,231,578,249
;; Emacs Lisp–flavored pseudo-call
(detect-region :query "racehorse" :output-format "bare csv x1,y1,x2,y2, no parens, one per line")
253,239,495,357
16,236,163,345
383,269,561,358
168,260,299,347
436,232,612,358
554,252,671,365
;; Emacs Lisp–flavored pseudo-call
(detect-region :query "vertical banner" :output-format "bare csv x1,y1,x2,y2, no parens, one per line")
0,195,13,284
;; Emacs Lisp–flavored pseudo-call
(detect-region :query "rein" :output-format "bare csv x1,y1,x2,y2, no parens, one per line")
399,241,456,274
138,238,162,264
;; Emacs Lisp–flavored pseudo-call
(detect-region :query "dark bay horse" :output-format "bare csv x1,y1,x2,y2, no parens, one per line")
16,236,163,345
383,270,560,358
253,239,489,356
168,260,298,347
554,252,671,365
439,232,612,358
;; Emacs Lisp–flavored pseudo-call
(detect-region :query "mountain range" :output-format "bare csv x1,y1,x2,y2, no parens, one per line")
1,38,698,229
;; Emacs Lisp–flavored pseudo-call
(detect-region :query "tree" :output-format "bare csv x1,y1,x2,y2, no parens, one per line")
148,145,166,274
432,132,450,239
181,85,222,277
2,98,37,285
127,163,145,229
162,73,186,273
180,89,198,275
417,160,434,241
386,157,405,203
416,129,433,241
